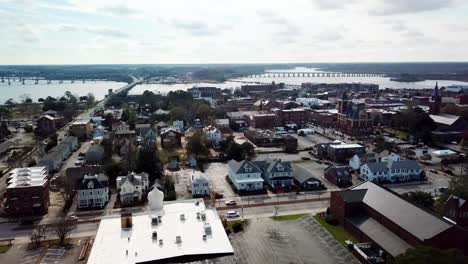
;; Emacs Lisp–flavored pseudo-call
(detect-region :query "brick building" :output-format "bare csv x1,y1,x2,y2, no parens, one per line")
251,114,276,129
274,108,310,127
70,120,93,140
5,167,50,216
336,92,373,136
330,182,468,257
444,195,468,229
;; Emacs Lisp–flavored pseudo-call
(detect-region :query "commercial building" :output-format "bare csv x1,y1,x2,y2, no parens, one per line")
317,141,366,163
330,182,468,257
5,167,50,215
70,120,93,140
444,195,468,228
87,192,233,264
359,160,423,183
274,108,310,127
336,92,373,136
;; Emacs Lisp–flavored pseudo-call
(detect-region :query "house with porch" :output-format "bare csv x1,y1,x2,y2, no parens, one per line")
227,160,264,191
116,172,149,205
77,174,109,209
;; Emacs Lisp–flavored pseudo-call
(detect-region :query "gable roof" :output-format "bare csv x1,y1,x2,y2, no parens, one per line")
366,162,389,173
292,164,321,184
227,160,262,174
351,181,453,241
79,175,108,190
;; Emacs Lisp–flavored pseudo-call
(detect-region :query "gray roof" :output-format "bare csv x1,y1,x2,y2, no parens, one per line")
339,189,368,203
228,160,262,174
292,164,321,184
388,160,420,171
352,181,453,241
366,162,389,173
348,216,413,257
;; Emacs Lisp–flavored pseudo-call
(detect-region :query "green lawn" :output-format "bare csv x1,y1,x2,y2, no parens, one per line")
313,215,357,245
383,128,409,139
0,244,12,254
271,213,307,221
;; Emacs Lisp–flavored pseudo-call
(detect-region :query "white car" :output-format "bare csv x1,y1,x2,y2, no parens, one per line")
226,211,240,218
225,200,237,206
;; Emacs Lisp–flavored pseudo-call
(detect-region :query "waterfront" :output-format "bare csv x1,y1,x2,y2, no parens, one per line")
0,81,127,103
129,81,243,95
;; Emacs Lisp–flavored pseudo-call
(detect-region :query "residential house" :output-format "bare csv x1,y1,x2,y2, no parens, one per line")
116,172,149,205
359,160,422,183
112,121,136,145
324,165,353,187
37,142,72,172
140,127,157,150
204,125,222,146
257,159,294,190
77,174,109,209
70,120,93,140
154,108,170,115
292,164,323,191
191,119,204,129
5,167,50,215
349,152,378,171
190,172,210,197
215,119,229,129
61,136,79,153
160,128,183,149
103,109,123,120
90,116,104,127
330,181,468,257
168,156,180,170
227,160,264,191
173,120,184,133
381,152,401,163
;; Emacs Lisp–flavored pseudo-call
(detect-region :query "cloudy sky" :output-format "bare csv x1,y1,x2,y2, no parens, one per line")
1,0,468,64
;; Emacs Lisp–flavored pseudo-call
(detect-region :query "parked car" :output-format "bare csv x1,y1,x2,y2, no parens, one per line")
226,211,240,218
438,187,448,193
225,200,237,206
301,157,311,160
75,160,85,166
429,169,439,174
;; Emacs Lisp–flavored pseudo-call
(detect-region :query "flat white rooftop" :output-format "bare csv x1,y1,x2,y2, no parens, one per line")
87,199,234,264
329,143,364,149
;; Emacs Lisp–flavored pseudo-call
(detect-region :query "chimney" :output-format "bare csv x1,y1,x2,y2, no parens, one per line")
121,212,133,229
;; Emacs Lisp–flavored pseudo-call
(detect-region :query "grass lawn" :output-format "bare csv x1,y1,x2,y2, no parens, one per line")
0,244,12,253
271,213,307,221
383,128,409,139
313,215,357,245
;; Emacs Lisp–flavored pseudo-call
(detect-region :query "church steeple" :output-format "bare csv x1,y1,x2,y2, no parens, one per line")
429,82,441,115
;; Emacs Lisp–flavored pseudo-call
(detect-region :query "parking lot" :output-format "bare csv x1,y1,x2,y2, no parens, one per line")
195,215,358,264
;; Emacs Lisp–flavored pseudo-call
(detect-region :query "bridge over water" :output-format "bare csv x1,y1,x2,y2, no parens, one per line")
247,72,387,78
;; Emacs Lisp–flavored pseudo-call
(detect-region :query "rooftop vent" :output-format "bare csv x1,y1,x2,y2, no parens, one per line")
159,239,163,246
180,214,185,221
151,217,158,225
176,236,182,244
203,234,207,240
204,223,212,235
201,212,206,221
196,212,201,219
152,231,158,240
158,215,162,223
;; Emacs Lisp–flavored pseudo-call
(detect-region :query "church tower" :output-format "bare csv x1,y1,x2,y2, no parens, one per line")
429,82,441,115
338,91,349,114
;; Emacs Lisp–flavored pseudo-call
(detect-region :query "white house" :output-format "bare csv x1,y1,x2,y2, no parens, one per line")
116,172,149,205
349,152,378,171
381,152,401,163
227,160,264,191
360,160,422,183
190,172,210,197
204,125,222,145
77,174,109,209
215,119,229,128
173,120,185,133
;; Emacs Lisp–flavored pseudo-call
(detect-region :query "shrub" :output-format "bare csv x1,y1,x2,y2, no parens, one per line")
24,125,34,133
232,222,244,233
325,214,338,225
27,160,37,167
225,229,232,235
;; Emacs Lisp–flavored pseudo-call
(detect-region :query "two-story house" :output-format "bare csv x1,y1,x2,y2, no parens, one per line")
116,172,149,205
255,159,294,190
77,174,109,209
227,160,264,191
349,152,378,171
203,125,222,146
360,159,422,183
160,128,183,149
190,172,210,197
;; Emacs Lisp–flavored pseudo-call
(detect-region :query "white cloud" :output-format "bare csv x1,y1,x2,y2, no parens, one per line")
57,24,130,38
370,0,458,15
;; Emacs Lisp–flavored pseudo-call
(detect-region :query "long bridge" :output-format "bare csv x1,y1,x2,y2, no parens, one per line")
0,76,105,85
246,72,387,78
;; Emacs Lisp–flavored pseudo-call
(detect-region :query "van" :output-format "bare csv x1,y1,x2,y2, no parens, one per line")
226,211,239,218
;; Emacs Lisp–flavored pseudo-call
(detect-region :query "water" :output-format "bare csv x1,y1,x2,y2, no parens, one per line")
235,67,468,89
0,80,127,104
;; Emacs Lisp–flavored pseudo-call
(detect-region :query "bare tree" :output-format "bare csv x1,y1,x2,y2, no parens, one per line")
30,226,47,247
55,175,75,212
53,218,77,245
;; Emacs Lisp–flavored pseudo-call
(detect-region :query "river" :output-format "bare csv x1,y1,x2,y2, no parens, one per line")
0,80,127,104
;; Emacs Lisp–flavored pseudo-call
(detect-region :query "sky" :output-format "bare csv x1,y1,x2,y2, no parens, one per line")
1,0,468,64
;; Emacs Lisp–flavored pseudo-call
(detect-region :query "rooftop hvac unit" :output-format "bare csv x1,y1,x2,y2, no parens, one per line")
152,231,158,240
196,212,201,219
151,217,158,225
158,215,162,223
204,223,212,235
203,234,207,240
176,236,182,244
159,239,163,246
180,214,185,221
201,213,206,221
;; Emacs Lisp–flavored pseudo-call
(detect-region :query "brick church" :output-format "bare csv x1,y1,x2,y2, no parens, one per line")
336,91,373,136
